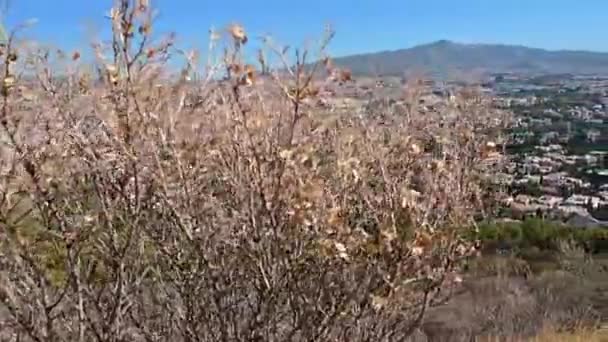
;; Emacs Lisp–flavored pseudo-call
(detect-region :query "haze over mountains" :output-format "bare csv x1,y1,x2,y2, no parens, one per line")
332,40,608,78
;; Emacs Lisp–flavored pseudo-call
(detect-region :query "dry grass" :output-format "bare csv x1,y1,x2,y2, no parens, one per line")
529,329,608,342
479,327,608,342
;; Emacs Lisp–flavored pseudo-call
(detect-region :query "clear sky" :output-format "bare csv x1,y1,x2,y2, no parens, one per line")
4,0,608,58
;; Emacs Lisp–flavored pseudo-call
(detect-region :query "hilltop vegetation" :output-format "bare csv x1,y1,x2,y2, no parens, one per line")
0,1,605,341
0,1,513,341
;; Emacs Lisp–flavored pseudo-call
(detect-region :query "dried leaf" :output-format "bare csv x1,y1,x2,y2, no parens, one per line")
228,23,247,44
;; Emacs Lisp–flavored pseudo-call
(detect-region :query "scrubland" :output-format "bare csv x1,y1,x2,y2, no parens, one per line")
0,1,602,341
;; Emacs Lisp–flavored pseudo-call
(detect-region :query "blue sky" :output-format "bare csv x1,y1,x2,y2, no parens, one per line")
4,0,608,58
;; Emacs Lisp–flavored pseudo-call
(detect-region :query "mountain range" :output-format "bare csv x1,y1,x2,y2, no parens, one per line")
330,40,608,78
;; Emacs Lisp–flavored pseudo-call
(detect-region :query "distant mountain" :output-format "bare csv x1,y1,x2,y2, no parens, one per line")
330,40,608,78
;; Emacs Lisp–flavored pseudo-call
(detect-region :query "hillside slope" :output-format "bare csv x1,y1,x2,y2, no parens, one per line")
332,40,608,77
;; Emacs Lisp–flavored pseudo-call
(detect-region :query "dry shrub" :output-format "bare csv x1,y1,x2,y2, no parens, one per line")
419,243,601,341
420,265,600,341
0,1,509,341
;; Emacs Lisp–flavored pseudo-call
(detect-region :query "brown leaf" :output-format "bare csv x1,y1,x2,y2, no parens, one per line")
228,23,247,44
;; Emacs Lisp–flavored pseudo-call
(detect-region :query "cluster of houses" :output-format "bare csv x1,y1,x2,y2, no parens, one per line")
498,140,608,225
494,82,608,227
504,188,608,228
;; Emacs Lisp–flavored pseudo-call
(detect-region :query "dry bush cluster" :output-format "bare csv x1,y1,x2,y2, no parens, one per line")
420,271,600,341
0,1,510,341
414,241,603,342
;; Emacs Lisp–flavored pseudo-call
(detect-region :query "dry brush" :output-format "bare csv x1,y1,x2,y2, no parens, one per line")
0,1,510,341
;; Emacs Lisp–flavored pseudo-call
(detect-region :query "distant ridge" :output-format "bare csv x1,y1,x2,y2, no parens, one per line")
330,40,608,78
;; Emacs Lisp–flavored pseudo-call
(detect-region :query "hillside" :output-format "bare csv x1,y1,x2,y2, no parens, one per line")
331,40,608,78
